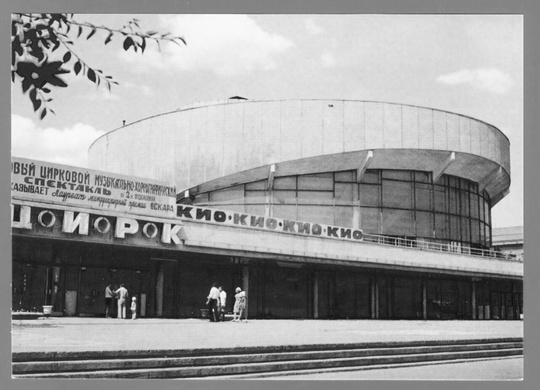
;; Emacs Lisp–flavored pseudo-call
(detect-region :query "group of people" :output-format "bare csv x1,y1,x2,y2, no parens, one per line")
105,283,137,320
206,283,247,322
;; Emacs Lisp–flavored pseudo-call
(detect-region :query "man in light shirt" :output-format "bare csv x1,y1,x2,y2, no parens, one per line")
218,286,227,322
104,284,114,318
115,284,129,319
206,282,220,322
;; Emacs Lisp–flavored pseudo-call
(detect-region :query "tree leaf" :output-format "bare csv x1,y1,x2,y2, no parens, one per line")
87,68,96,83
105,32,113,44
77,26,83,38
123,37,134,51
87,28,96,40
141,37,146,53
63,51,71,63
30,90,42,112
30,87,36,102
22,79,31,93
74,61,81,75
40,108,47,120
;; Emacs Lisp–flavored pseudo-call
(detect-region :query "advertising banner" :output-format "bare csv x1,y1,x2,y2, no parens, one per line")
11,157,177,218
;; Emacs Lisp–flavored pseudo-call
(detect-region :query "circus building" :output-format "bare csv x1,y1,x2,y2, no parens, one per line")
12,99,522,321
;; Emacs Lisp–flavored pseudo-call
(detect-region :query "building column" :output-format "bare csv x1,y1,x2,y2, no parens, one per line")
372,276,379,319
313,272,319,319
422,280,427,320
242,265,249,316
155,264,164,317
472,280,477,320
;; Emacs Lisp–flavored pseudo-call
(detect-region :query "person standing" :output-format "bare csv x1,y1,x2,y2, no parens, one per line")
218,286,227,322
104,284,114,318
233,287,247,322
206,282,220,322
130,297,137,320
115,284,129,319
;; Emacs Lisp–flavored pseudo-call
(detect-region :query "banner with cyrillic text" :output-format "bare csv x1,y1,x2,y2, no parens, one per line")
11,157,176,218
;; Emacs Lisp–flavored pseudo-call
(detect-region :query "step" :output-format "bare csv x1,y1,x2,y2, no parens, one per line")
12,341,523,374
215,356,523,379
12,336,522,361
14,347,523,379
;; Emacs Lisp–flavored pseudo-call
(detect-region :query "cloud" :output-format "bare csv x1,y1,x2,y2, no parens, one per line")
11,114,105,168
87,88,120,101
304,18,323,35
436,68,515,94
321,52,336,68
119,15,294,76
124,82,154,97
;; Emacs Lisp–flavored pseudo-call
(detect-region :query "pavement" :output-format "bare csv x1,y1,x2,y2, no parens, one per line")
267,356,524,380
11,317,523,354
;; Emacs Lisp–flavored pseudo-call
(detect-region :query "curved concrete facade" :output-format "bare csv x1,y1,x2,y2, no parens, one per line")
88,100,511,203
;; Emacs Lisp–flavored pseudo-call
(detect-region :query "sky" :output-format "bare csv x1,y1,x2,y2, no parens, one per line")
10,14,523,228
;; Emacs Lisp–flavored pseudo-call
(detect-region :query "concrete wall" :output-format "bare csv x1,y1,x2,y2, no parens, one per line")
181,219,522,279
88,100,511,200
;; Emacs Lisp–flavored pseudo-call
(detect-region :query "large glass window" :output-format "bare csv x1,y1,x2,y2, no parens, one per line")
297,190,333,205
335,206,354,227
245,190,266,204
383,209,412,236
435,213,448,240
273,190,296,205
335,183,354,204
382,180,412,209
298,174,333,190
416,211,433,238
415,184,431,210
434,186,447,213
209,185,244,203
359,184,380,207
297,205,334,225
360,207,381,233
192,169,492,248
448,188,459,215
361,171,380,184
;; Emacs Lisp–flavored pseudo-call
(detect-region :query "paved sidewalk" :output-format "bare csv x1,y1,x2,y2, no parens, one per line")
11,317,523,353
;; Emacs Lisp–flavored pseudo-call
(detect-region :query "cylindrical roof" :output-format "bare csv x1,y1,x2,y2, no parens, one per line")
88,99,511,203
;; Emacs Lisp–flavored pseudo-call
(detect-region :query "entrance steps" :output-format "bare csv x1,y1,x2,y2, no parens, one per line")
12,338,523,379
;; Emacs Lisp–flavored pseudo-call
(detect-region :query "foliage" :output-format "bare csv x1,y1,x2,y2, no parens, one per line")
11,13,186,119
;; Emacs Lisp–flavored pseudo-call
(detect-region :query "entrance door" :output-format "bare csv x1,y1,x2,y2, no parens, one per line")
78,267,107,316
12,263,51,312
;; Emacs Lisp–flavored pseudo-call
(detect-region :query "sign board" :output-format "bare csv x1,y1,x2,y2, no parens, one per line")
11,157,177,218
177,205,364,242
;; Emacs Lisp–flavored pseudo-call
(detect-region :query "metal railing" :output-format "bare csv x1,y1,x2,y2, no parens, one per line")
361,233,523,262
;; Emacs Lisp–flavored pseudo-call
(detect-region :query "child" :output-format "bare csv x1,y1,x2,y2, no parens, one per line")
130,297,137,320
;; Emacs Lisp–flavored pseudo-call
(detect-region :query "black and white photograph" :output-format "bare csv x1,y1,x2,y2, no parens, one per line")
6,3,534,387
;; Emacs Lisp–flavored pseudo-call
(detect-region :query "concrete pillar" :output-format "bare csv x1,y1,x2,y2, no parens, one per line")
242,265,249,316
313,272,319,319
156,264,164,317
422,281,427,320
374,278,379,319
472,281,477,320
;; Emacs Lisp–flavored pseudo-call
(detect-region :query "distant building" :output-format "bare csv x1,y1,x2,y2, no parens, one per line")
492,226,524,260
12,99,522,320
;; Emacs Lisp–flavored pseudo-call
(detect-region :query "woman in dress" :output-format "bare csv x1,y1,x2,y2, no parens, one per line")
232,287,247,322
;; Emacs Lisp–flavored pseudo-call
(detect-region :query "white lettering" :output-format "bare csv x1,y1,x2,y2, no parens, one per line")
11,205,32,230
115,217,139,238
62,211,89,235
161,223,185,244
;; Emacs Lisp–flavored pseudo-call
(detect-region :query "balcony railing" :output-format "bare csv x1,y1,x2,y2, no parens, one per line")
362,233,523,262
